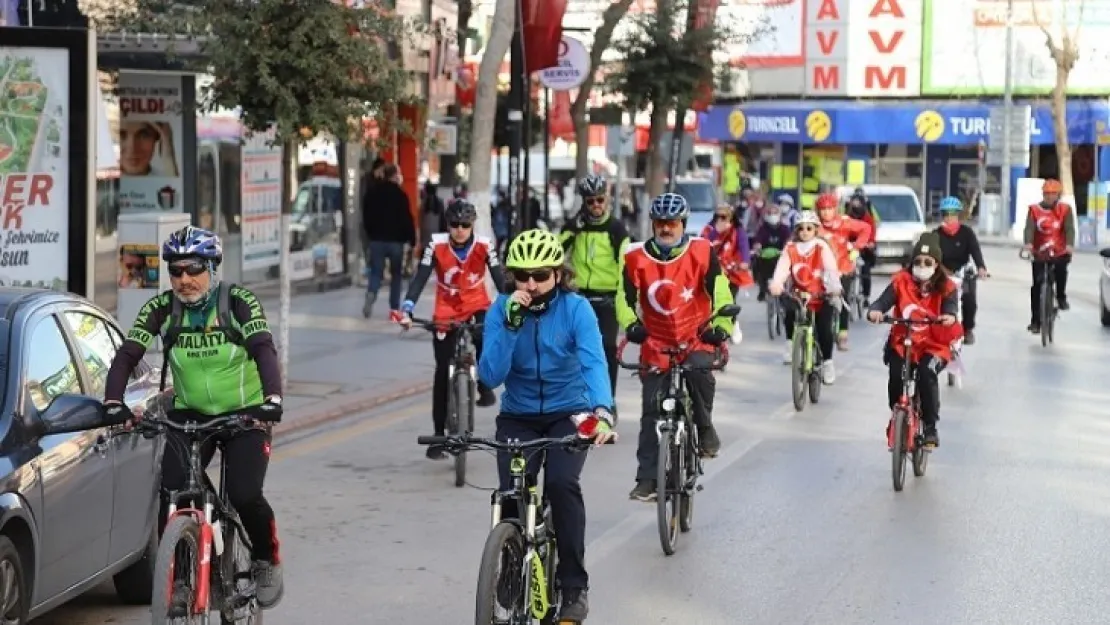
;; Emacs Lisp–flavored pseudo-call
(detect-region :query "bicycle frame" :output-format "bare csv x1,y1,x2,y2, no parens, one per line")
787,295,820,373
490,447,553,619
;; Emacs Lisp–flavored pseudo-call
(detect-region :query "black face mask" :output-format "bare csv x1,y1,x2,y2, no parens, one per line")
527,288,558,314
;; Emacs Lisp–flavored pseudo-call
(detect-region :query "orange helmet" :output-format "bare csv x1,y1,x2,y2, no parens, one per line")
815,193,839,210
1042,179,1062,194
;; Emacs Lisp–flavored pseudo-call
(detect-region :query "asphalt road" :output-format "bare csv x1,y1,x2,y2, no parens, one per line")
36,250,1110,625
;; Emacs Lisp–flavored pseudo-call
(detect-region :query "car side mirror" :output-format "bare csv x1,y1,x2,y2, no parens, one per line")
33,394,108,437
1099,248,1110,259
716,304,742,319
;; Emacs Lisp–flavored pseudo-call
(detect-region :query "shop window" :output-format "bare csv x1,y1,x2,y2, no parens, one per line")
877,144,923,159
799,145,847,208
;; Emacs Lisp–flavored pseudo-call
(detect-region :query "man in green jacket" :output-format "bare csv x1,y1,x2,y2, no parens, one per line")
560,174,631,409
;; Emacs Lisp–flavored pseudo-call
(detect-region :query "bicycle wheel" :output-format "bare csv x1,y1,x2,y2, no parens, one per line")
538,505,560,625
790,330,807,411
807,339,822,404
220,521,264,625
151,515,206,624
891,409,907,492
453,372,472,488
912,413,929,478
678,421,697,533
1040,281,1053,347
775,303,784,338
766,298,777,340
474,522,528,625
656,429,680,556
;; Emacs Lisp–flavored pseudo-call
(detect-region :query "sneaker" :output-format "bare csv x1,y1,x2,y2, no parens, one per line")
476,386,497,407
821,360,836,385
1057,297,1070,311
559,588,589,622
362,292,376,318
782,340,792,365
628,480,656,502
731,320,743,345
425,444,447,460
836,331,849,351
923,426,939,448
251,560,284,609
698,425,721,457
1027,323,1041,334
963,329,976,345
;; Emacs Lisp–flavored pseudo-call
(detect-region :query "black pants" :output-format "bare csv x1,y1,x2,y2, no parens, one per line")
636,351,716,482
753,255,777,296
587,297,619,400
495,414,590,590
432,310,488,435
886,351,946,426
838,274,855,332
783,298,836,360
960,277,978,332
161,422,278,563
1030,258,1069,324
859,249,876,298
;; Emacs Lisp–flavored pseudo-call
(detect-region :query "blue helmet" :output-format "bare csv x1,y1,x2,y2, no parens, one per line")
162,226,223,264
938,196,962,213
649,193,689,220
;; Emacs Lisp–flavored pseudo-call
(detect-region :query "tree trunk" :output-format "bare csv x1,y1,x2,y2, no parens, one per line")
573,0,636,177
1051,65,1073,197
466,0,513,241
644,104,669,198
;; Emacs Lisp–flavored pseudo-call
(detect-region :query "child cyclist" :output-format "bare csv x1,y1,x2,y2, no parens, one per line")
400,199,507,459
767,211,842,382
700,203,752,341
866,233,963,448
751,202,793,301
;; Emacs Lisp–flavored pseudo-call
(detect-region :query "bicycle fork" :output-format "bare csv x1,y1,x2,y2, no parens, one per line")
491,462,553,620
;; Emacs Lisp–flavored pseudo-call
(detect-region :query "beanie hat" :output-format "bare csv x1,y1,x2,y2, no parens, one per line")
912,232,943,264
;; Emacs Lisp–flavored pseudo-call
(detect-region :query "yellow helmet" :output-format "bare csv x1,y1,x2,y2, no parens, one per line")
505,229,564,269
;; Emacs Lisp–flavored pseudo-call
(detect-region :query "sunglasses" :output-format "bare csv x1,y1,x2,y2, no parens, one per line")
714,214,730,221
796,225,817,233
449,221,473,229
585,197,607,205
512,269,553,283
912,258,937,268
168,262,207,277
653,219,682,229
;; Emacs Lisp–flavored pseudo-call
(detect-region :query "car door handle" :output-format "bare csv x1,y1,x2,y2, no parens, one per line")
93,434,110,456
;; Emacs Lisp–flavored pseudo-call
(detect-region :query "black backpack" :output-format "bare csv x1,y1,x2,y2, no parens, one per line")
158,282,244,392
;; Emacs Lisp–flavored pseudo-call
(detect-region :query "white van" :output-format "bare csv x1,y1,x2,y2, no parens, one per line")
837,184,926,265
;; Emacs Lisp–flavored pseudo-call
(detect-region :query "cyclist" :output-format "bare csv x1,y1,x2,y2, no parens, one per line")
866,233,962,448
400,199,505,459
559,173,631,409
933,196,989,344
478,228,614,622
815,192,872,350
777,193,800,229
767,211,842,377
845,190,878,305
618,193,735,502
1024,178,1075,333
102,226,285,609
752,202,793,301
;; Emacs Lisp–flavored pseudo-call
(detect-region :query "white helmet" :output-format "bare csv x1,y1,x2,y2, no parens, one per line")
776,194,795,207
795,210,820,228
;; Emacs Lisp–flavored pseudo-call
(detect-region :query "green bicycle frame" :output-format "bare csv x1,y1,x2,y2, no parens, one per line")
493,455,550,619
796,309,817,373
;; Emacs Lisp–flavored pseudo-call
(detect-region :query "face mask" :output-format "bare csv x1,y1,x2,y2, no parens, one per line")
794,238,817,255
940,220,960,236
912,266,935,281
764,214,781,226
527,287,557,313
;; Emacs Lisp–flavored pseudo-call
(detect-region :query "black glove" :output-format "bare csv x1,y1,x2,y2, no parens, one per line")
700,326,729,346
101,402,134,426
625,322,647,344
256,398,283,423
506,299,526,331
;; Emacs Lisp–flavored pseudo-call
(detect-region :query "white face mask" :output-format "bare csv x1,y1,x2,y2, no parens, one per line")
764,214,781,226
794,238,818,255
912,266,935,281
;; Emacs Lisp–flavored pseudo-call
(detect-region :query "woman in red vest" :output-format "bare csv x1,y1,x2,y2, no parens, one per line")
700,203,753,342
866,233,963,448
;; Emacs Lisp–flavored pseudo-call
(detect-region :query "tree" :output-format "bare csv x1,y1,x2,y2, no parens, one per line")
456,91,544,166
573,0,637,177
1035,0,1082,198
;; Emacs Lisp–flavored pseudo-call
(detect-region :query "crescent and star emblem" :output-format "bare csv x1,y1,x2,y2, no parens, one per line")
790,264,815,285
1035,216,1053,232
901,303,928,332
646,279,694,316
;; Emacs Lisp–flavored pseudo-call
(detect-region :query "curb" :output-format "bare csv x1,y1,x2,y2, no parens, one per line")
273,381,433,440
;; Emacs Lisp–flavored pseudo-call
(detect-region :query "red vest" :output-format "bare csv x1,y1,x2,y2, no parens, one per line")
700,225,752,287
1027,202,1069,257
624,238,715,368
429,234,493,323
784,239,833,309
887,271,963,362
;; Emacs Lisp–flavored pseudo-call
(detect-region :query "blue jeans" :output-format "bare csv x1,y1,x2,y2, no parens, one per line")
367,241,405,310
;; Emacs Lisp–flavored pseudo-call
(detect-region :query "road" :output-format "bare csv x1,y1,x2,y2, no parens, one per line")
36,250,1110,624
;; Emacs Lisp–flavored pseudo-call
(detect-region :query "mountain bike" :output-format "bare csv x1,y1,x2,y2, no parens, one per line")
131,413,268,624
880,316,945,492
616,304,740,556
417,430,613,624
408,316,483,487
786,292,827,412
1019,248,1065,347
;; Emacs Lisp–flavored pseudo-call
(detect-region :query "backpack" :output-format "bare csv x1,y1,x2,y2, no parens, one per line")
158,282,244,392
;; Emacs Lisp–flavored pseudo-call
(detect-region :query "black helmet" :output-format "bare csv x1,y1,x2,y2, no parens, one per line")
445,199,477,223
577,174,607,198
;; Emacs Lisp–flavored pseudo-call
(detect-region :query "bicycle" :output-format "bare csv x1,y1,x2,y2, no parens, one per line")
785,292,828,412
945,262,978,388
615,304,739,556
1019,248,1065,347
416,430,613,625
407,316,484,487
129,412,269,624
845,254,865,322
756,247,785,340
879,316,945,492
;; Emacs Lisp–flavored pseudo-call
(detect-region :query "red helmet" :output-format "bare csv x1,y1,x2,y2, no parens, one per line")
1042,179,1062,194
815,193,839,210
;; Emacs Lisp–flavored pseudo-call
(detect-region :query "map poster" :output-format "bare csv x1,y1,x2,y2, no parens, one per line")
117,72,185,213
0,45,70,290
117,243,159,289
240,127,282,271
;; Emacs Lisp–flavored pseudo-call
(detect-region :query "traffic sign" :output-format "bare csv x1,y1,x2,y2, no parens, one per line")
538,36,589,91
985,105,1031,168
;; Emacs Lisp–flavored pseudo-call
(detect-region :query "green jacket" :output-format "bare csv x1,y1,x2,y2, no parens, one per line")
559,213,631,294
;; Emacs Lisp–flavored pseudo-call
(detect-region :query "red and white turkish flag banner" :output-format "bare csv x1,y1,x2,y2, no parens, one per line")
548,90,576,140
521,0,569,73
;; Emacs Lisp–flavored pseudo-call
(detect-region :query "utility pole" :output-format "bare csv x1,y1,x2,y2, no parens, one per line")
1000,0,1015,236
278,137,295,393
507,1,524,237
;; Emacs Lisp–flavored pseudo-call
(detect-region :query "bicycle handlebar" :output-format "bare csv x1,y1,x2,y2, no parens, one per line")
878,316,947,326
1018,248,1067,262
406,317,485,332
128,413,266,437
416,432,614,451
615,339,728,372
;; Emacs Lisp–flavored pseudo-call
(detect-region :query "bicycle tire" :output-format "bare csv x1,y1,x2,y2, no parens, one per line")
807,333,822,404
656,429,680,556
1041,281,1052,347
790,330,807,411
912,415,928,478
538,506,561,625
220,521,263,625
679,419,697,533
474,522,528,625
453,372,472,488
766,299,778,340
775,304,784,338
151,515,204,625
891,409,907,492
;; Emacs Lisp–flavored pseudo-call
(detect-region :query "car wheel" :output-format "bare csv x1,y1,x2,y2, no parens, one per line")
0,536,29,623
113,521,157,605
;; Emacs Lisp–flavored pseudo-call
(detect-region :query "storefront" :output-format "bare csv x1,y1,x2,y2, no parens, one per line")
697,99,1110,219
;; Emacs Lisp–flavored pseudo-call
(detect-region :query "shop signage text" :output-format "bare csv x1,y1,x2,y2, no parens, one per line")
806,0,848,95
848,0,922,97
748,116,800,134
947,114,1043,139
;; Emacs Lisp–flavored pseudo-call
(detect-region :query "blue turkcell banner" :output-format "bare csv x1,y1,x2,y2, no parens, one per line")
698,100,1110,146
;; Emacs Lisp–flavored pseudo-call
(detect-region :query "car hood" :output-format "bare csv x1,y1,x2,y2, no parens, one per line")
876,221,927,242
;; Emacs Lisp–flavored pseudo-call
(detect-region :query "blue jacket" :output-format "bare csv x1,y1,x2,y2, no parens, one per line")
479,290,613,416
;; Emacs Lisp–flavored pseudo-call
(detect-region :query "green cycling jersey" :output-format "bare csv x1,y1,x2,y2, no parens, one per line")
559,213,631,294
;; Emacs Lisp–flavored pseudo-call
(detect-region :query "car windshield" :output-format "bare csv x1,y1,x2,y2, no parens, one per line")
674,183,716,212
869,194,921,222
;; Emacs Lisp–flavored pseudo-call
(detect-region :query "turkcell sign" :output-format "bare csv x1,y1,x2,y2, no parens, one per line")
946,115,1043,139
748,116,801,135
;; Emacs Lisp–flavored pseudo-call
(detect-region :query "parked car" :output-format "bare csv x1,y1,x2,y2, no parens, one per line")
0,288,163,622
1099,248,1110,326
837,184,927,266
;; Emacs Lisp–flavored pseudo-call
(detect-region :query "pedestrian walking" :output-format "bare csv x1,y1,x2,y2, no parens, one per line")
361,163,416,319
